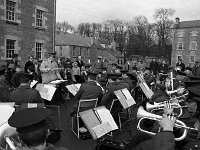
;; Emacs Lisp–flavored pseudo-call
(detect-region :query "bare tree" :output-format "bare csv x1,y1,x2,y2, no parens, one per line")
153,8,175,57
56,21,75,33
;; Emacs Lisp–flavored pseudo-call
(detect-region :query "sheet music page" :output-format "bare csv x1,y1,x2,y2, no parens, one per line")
0,105,15,126
49,80,67,84
96,108,118,131
43,84,56,101
74,84,81,91
66,84,77,96
30,80,38,88
122,88,136,106
92,122,112,138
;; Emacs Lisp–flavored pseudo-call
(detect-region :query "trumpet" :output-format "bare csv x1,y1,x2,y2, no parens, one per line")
137,106,198,141
0,123,19,150
146,102,186,117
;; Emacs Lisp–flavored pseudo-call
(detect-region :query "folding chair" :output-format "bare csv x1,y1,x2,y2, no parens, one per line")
71,99,98,139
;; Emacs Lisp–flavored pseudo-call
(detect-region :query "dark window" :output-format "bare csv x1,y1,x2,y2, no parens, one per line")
6,39,15,59
36,43,43,59
6,0,15,21
36,9,44,27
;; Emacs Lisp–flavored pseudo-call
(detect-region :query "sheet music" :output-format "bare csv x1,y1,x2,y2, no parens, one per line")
96,108,118,131
30,80,38,88
122,88,136,106
66,84,81,96
36,84,56,101
92,122,112,138
49,80,67,84
0,105,15,126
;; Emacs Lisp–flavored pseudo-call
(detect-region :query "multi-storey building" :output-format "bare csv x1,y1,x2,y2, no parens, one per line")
171,18,200,66
0,0,56,66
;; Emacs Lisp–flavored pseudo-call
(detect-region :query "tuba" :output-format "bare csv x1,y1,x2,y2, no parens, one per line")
137,106,198,141
0,123,19,150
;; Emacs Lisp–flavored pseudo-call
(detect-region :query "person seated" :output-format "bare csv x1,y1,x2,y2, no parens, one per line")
71,71,103,132
11,65,22,88
10,72,43,105
0,65,13,102
120,69,133,90
8,108,69,150
27,66,38,81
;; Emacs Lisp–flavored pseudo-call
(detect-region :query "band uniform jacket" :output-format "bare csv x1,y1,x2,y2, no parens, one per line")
133,132,175,150
10,84,43,105
24,60,35,73
40,59,60,84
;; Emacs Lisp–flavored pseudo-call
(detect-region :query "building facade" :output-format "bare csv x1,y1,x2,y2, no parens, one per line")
171,18,200,67
0,0,56,66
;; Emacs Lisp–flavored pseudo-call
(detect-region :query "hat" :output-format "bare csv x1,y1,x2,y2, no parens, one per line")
19,72,34,81
87,71,98,77
8,108,52,133
0,65,6,75
48,52,56,56
185,67,192,72
184,80,200,88
120,69,129,74
176,70,187,76
107,73,118,80
187,87,200,102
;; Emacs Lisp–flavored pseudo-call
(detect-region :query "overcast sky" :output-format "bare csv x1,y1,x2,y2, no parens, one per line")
56,0,200,27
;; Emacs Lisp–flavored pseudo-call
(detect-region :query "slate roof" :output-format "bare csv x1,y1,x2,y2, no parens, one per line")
175,20,200,29
104,48,124,58
55,32,92,47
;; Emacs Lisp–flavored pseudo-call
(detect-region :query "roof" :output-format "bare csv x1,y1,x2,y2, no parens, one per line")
175,20,200,29
55,32,92,47
104,48,124,58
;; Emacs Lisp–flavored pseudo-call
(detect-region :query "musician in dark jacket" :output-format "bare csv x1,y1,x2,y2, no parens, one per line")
24,56,35,73
10,72,43,105
6,53,18,69
158,60,168,74
11,65,22,88
8,108,69,150
176,59,185,72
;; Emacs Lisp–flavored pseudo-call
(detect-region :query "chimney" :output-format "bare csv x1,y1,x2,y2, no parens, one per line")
175,17,180,28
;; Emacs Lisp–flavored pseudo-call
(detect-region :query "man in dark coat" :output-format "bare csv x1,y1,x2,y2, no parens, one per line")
0,65,14,102
11,65,22,88
192,60,200,77
10,72,43,105
150,58,158,76
24,55,35,73
6,53,18,69
176,59,185,72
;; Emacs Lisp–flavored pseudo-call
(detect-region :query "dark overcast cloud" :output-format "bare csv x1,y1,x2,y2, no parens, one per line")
56,0,200,27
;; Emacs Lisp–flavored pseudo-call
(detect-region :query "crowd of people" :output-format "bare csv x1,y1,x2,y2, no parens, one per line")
0,53,200,150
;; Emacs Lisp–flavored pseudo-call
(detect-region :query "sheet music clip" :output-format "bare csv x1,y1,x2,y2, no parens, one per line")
114,88,136,109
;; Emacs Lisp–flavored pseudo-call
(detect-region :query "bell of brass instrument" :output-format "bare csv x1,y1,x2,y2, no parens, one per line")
137,106,198,141
146,102,183,117
0,123,18,150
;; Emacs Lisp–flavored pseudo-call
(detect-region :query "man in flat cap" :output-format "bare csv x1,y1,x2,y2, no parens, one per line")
10,72,43,105
8,108,68,150
40,52,63,84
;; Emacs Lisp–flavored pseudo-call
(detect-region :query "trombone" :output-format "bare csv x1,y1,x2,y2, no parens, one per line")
137,106,198,141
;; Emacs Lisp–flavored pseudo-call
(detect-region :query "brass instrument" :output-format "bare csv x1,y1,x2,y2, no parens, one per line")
146,102,185,117
0,123,19,150
137,106,198,141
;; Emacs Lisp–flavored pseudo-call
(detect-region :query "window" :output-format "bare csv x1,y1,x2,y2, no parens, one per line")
6,0,15,21
177,42,183,50
72,46,75,57
60,46,63,57
6,39,15,59
36,43,43,59
177,55,182,62
36,9,44,27
190,56,195,63
190,41,197,50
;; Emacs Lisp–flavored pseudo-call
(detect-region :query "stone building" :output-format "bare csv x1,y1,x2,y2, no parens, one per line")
171,18,200,66
0,0,56,66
